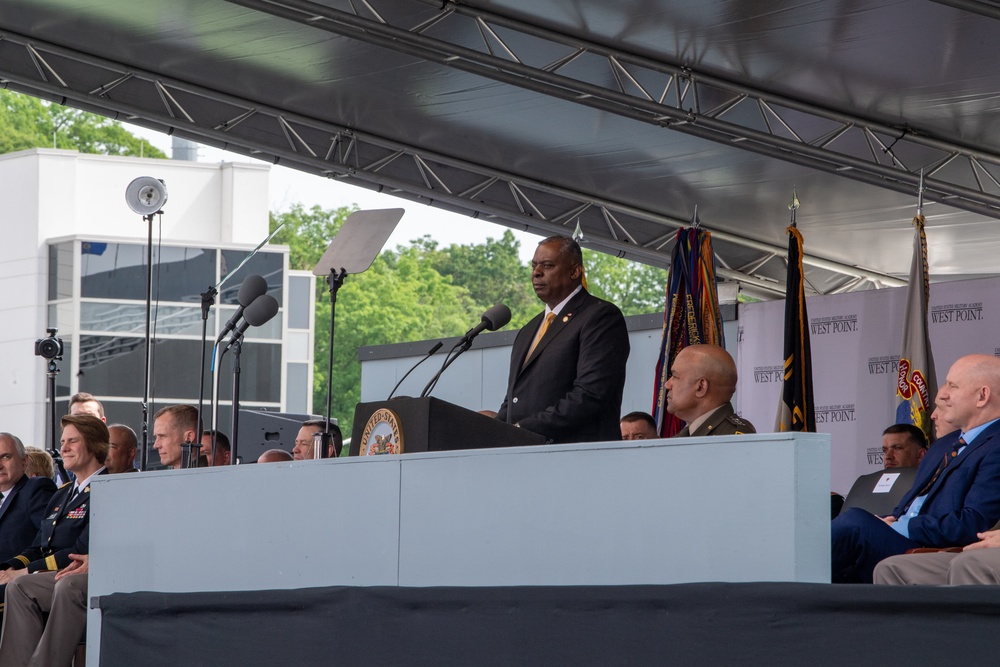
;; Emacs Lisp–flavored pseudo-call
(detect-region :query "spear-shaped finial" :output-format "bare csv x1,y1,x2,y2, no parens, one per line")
691,204,700,228
916,168,925,218
788,187,800,227
572,219,584,243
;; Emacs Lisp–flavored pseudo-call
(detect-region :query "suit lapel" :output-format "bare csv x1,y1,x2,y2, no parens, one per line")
935,421,1000,488
518,291,591,376
0,475,26,522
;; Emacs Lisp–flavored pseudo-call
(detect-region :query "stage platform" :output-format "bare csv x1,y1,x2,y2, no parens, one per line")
88,433,831,664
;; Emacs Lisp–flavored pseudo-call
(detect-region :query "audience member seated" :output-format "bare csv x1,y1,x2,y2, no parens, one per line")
105,424,138,474
665,344,755,437
68,392,105,422
881,423,928,468
23,447,54,480
200,429,231,466
292,420,342,460
874,526,1000,584
151,405,199,469
831,354,1000,583
0,435,56,564
0,415,107,635
0,415,118,665
258,449,294,463
620,412,658,440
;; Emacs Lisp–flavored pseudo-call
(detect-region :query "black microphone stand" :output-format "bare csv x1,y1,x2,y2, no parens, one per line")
197,285,217,461
320,268,347,458
419,338,472,399
229,334,244,465
44,357,69,484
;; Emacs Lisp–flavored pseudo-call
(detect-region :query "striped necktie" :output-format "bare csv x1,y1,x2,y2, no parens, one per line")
916,436,965,496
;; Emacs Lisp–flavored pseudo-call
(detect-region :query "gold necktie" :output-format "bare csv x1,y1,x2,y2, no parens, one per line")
525,312,556,362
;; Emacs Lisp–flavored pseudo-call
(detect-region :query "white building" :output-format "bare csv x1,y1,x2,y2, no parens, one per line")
0,148,315,464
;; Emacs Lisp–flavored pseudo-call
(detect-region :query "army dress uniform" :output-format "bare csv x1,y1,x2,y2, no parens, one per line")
0,471,104,615
674,402,756,438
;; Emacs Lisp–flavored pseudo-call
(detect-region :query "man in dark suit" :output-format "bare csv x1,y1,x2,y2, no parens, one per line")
832,354,1000,583
0,434,56,564
494,235,629,444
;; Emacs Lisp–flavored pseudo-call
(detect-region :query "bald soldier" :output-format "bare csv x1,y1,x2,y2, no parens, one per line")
665,344,755,437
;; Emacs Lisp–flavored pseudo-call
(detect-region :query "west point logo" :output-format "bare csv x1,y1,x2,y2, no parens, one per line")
753,365,783,383
815,404,856,423
866,447,885,466
867,355,900,375
809,314,858,335
931,302,983,323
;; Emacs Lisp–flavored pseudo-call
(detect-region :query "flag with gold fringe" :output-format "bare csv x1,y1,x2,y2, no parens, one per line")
775,224,816,432
894,213,936,441
652,227,725,437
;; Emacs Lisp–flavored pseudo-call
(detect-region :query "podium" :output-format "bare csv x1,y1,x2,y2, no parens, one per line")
350,397,545,455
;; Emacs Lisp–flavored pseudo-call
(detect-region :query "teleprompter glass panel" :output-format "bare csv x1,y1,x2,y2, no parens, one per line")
219,251,283,307
81,243,215,302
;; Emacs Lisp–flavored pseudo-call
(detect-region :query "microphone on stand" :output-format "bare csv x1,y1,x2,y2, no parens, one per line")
223,294,280,352
387,341,443,400
216,275,268,344
420,304,511,398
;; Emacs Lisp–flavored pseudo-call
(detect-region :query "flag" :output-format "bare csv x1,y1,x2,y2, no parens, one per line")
652,227,725,437
775,225,816,432
895,214,936,441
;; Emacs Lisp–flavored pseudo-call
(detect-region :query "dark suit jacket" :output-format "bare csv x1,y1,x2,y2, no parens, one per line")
497,290,629,444
0,475,56,563
4,469,106,572
891,421,1000,547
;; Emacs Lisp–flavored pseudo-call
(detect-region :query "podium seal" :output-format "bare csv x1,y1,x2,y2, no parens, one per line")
360,408,404,455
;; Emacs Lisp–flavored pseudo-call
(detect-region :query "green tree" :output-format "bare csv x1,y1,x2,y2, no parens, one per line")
0,89,166,157
420,230,537,327
582,249,668,316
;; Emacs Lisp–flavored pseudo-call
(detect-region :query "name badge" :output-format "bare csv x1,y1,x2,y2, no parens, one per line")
872,472,901,494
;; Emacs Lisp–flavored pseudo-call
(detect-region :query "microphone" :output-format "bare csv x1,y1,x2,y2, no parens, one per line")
224,294,279,352
387,341,443,400
420,303,510,398
459,303,512,345
216,275,268,343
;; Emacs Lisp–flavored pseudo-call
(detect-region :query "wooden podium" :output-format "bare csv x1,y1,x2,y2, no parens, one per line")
350,397,545,456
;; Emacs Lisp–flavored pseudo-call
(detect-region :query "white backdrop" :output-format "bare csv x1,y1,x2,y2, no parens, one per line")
736,276,1000,494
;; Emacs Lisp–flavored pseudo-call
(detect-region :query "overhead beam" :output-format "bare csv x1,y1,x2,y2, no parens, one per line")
0,19,904,295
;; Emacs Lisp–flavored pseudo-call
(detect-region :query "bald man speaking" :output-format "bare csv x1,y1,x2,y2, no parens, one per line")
665,344,755,437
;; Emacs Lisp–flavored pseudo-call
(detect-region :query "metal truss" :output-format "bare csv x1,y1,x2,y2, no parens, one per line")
0,3,921,296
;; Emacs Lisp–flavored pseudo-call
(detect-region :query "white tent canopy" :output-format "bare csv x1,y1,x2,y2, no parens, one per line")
2,0,998,296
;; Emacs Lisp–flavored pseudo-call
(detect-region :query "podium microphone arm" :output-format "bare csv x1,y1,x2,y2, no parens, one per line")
388,341,443,400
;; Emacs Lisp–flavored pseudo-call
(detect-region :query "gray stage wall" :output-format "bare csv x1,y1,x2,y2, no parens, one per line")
88,431,828,664
359,310,741,415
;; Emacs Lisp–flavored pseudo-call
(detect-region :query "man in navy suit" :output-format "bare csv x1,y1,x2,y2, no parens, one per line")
494,235,629,444
0,433,56,564
832,354,1000,583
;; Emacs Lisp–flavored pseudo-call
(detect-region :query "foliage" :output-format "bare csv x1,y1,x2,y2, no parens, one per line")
0,89,166,158
581,249,668,316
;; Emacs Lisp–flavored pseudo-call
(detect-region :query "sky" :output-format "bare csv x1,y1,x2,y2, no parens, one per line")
126,125,543,261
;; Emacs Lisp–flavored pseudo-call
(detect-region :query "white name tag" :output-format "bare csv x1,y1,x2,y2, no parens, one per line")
872,472,901,493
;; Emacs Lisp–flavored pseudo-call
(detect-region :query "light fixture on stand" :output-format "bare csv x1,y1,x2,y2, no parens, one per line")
125,176,167,471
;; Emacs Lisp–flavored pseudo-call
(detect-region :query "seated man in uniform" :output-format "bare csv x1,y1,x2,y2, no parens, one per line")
665,344,755,437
